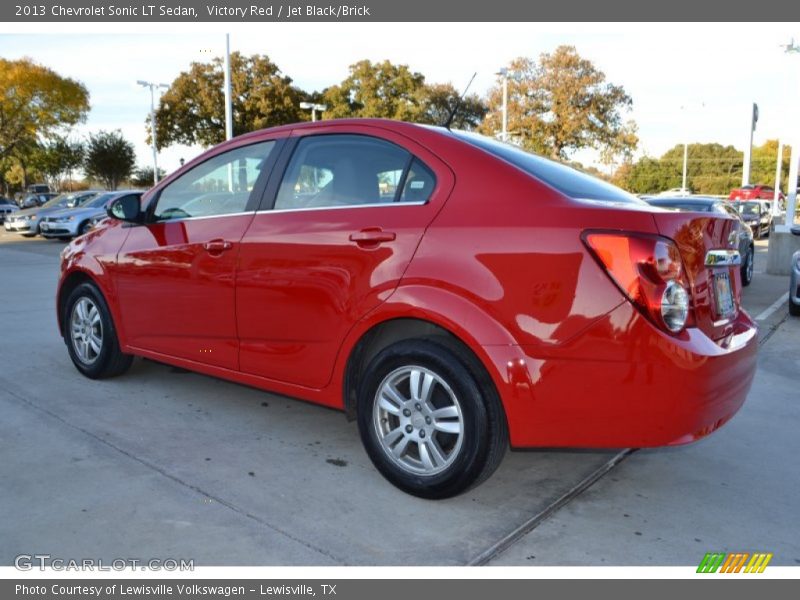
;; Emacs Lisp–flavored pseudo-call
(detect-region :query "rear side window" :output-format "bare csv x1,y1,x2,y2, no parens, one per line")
274,134,435,210
453,130,644,204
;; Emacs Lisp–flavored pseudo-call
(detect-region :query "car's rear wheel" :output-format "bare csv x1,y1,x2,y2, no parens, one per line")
357,338,507,499
64,282,133,379
741,246,754,286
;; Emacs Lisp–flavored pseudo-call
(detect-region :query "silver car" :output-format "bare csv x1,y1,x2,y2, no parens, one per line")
4,191,99,237
790,225,800,317
40,190,143,239
0,197,19,223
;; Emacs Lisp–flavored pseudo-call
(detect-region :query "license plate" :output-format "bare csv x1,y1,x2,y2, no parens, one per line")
713,271,735,317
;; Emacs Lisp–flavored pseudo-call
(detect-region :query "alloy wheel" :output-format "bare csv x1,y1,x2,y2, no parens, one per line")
70,297,103,364
373,365,464,476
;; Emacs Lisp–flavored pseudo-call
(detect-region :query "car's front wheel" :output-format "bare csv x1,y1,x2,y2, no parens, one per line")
741,245,754,287
357,338,507,499
64,282,133,379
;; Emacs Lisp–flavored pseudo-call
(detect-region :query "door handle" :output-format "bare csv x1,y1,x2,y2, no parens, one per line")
349,229,396,245
203,239,233,253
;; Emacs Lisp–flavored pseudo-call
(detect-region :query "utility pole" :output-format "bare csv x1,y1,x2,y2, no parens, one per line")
742,102,758,187
224,33,233,141
137,80,168,185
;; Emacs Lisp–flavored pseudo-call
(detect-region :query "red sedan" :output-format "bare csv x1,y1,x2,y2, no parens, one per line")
57,120,758,498
729,184,784,202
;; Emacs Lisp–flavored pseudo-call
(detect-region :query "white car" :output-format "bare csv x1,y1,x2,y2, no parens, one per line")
658,187,693,197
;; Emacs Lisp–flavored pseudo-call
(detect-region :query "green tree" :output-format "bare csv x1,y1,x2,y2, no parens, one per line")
155,53,305,149
31,135,84,191
323,60,427,121
615,143,745,195
129,165,165,188
322,60,487,129
84,130,136,190
417,83,487,130
0,58,90,162
751,139,792,192
480,47,638,161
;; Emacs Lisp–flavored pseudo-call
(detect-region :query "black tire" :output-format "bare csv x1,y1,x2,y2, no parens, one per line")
63,282,133,379
790,297,800,317
740,246,754,287
78,220,91,235
356,337,508,499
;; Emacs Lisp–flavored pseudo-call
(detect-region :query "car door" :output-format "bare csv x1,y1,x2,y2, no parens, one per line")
235,126,454,389
113,138,281,370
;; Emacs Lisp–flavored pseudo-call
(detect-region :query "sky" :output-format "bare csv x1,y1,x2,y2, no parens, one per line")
1,22,799,176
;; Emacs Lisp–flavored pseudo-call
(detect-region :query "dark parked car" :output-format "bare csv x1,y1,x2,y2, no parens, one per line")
644,196,755,286
790,226,800,317
731,200,772,239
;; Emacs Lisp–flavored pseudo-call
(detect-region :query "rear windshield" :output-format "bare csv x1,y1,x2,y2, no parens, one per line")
453,130,644,204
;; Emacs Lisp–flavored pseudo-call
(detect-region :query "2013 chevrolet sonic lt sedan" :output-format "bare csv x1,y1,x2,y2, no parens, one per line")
57,119,758,498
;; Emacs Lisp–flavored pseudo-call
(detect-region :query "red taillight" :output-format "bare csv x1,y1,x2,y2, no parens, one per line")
583,232,693,334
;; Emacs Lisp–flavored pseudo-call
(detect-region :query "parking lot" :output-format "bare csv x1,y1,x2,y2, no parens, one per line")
1,230,798,566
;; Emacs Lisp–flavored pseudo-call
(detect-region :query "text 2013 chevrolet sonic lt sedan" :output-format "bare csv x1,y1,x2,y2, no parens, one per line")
57,119,758,498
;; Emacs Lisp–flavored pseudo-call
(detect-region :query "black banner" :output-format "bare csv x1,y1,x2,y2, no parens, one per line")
4,579,800,600
3,0,800,22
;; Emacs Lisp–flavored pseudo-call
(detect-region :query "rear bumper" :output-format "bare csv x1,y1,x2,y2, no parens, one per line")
487,302,758,448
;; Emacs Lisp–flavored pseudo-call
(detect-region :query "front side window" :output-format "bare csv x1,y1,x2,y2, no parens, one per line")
274,135,435,210
154,141,276,221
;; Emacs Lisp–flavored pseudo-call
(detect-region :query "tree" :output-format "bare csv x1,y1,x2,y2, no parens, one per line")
751,139,793,192
614,143,745,195
417,83,487,130
84,130,136,190
322,59,487,129
323,60,427,121
480,46,638,161
31,136,84,191
129,165,166,188
155,53,306,149
0,58,90,162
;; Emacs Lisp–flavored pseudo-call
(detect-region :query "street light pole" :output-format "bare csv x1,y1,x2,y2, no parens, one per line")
784,39,800,229
299,102,327,122
137,80,168,185
223,33,233,141
773,140,784,218
496,68,508,142
682,142,689,192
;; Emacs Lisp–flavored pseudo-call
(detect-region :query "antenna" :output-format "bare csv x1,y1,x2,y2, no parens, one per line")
443,72,477,130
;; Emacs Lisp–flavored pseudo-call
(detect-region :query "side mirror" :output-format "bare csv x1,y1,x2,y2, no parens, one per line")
107,196,143,223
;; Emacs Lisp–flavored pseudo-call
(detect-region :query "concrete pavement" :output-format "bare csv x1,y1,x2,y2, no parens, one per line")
0,232,797,566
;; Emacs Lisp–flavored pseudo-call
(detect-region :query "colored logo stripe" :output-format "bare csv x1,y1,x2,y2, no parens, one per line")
697,552,772,573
